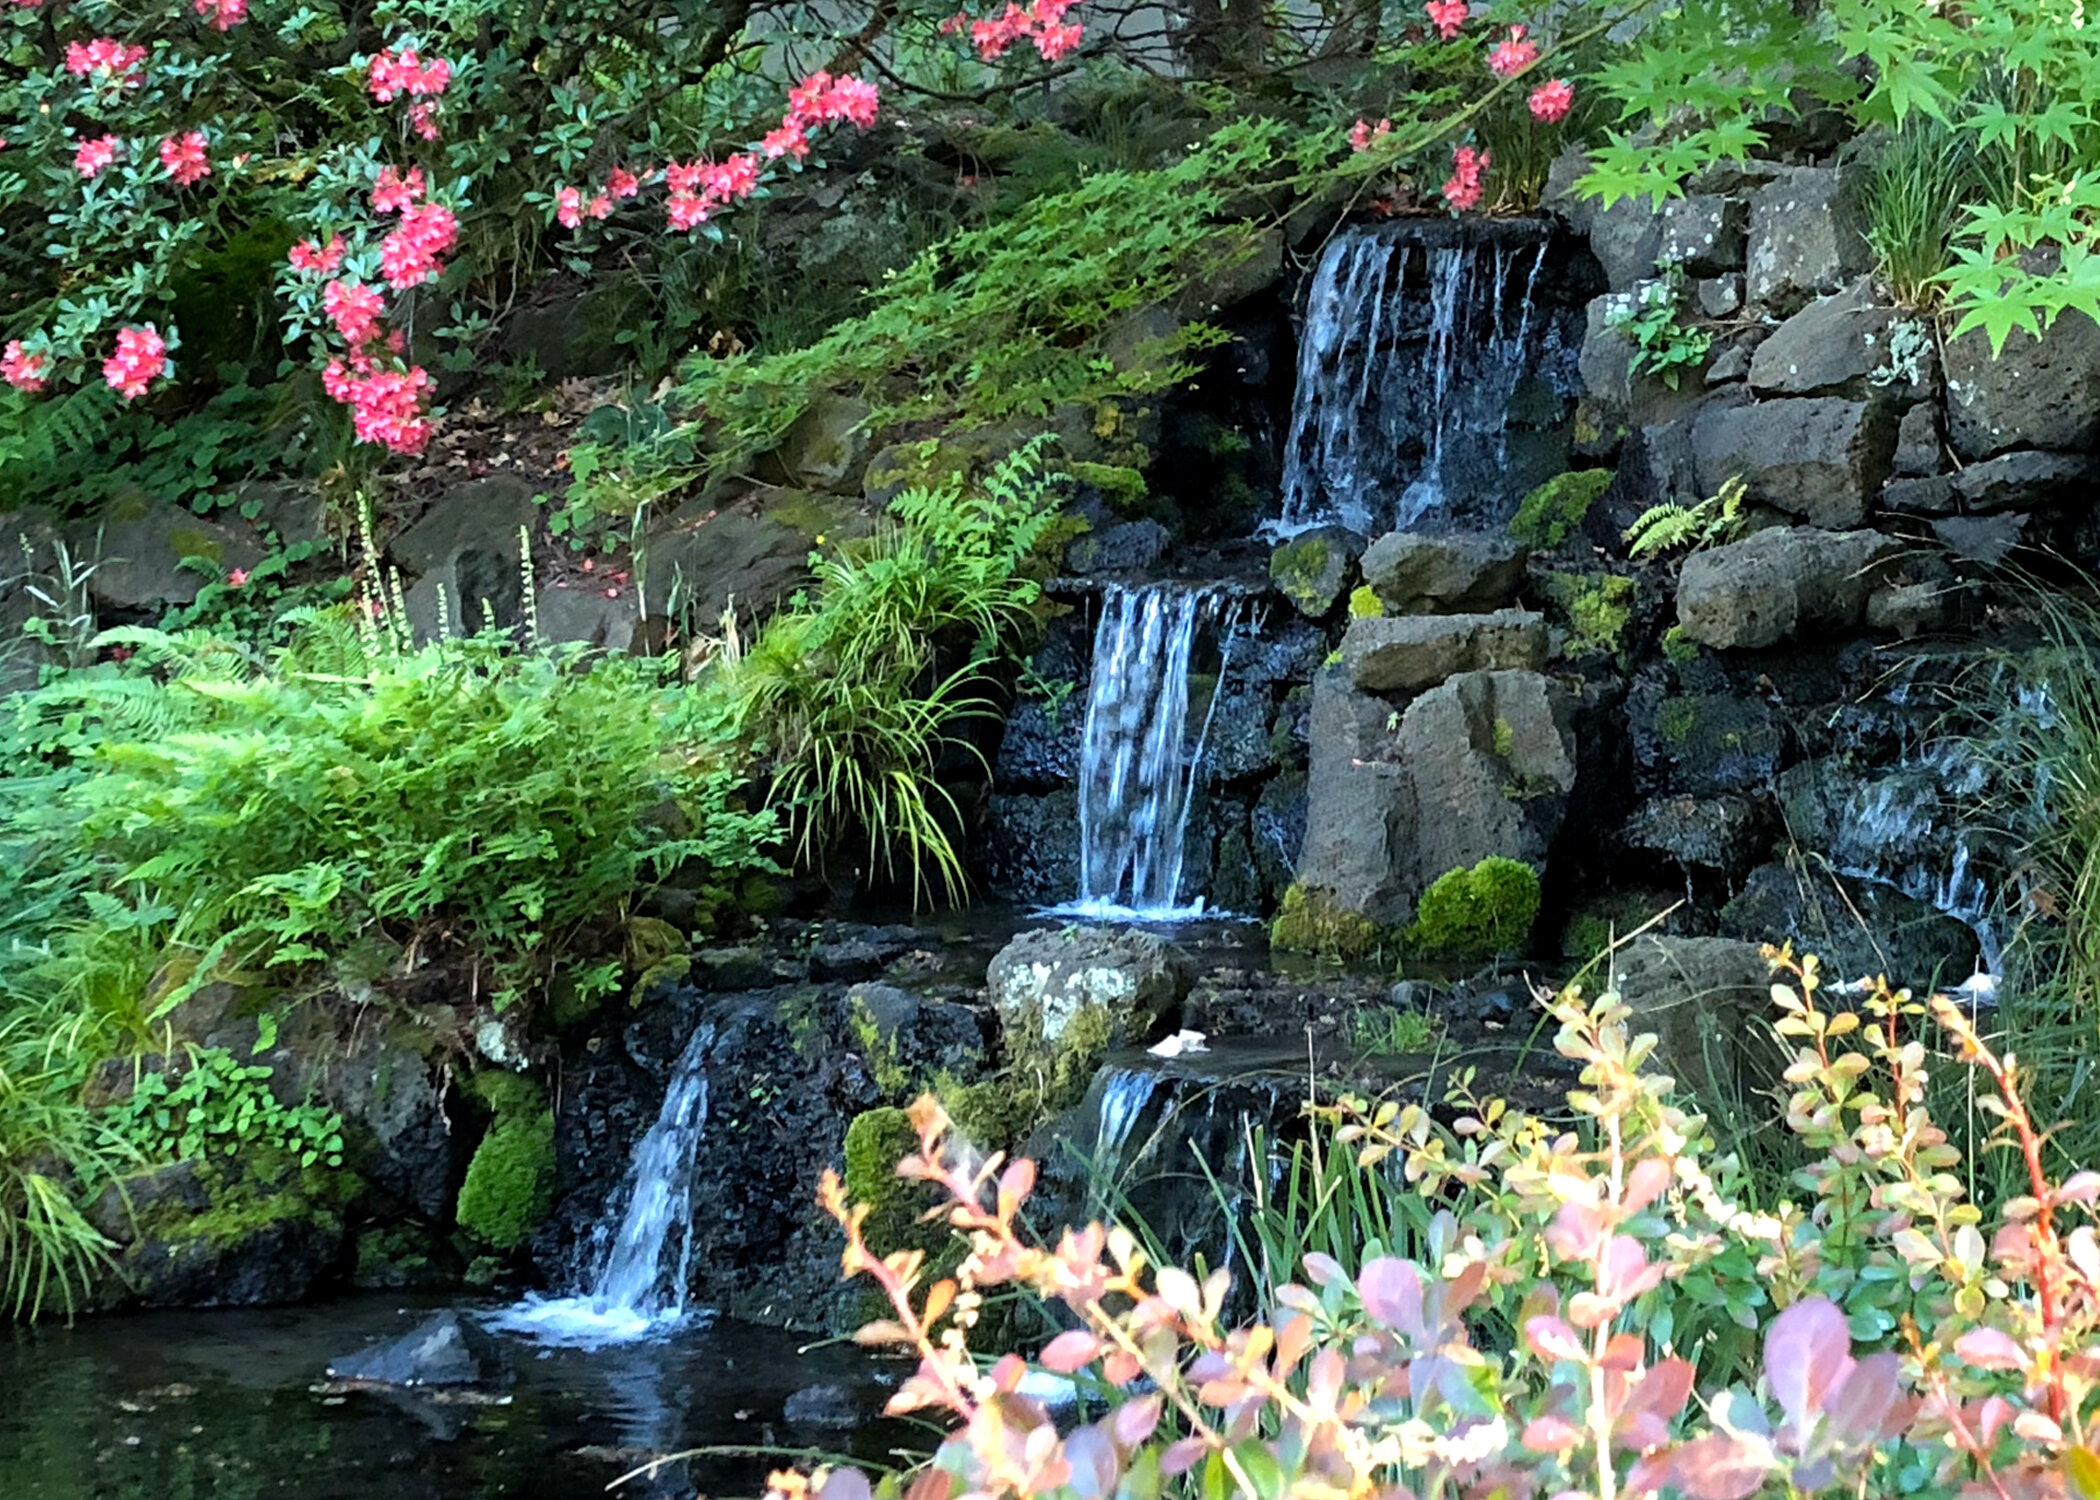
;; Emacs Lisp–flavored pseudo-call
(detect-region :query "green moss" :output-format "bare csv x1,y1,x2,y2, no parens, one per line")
1510,469,1614,549
1069,461,1150,509
1271,883,1387,960
466,1071,545,1119
1348,584,1384,619
455,1109,556,1251
847,994,913,1096
1661,624,1700,665
1492,716,1515,758
1270,535,1336,615
1656,696,1700,747
1406,857,1541,961
1547,572,1637,659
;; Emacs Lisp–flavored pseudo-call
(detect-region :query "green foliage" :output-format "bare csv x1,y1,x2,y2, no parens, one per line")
1347,585,1384,619
1547,572,1637,659
1625,474,1750,560
1407,857,1541,960
1661,623,1702,665
1346,1006,1443,1056
1271,883,1387,960
1603,266,1713,390
709,440,1066,907
1866,121,1981,307
455,1102,556,1252
110,1049,345,1170
0,1021,121,1322
1510,469,1613,550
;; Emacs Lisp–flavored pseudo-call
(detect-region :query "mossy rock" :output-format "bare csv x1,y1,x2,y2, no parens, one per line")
1510,469,1613,549
1546,571,1637,659
842,1107,922,1252
1406,857,1541,961
455,1109,556,1251
1269,525,1362,618
1347,584,1384,619
1270,882,1388,959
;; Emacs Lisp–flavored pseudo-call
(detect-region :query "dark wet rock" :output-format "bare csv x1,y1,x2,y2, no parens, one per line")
1341,609,1547,693
843,982,987,1080
783,1383,862,1429
1202,685,1278,782
1893,402,1943,476
640,503,818,631
805,924,922,983
1066,519,1171,576
1360,530,1528,615
1587,195,1664,293
1696,275,1746,319
1676,527,1904,650
1884,450,2095,517
1867,582,1954,638
1719,860,1980,984
981,789,1081,904
1580,294,1707,425
326,1026,461,1221
1629,683,1785,796
1945,317,2100,459
1252,769,1308,898
1233,619,1328,687
87,496,265,614
1660,194,1746,276
1607,936,1775,1104
1690,396,1897,529
1623,795,1766,876
693,945,770,990
986,927,1190,1050
326,1310,511,1389
1934,513,2029,567
127,1213,342,1309
1269,524,1366,618
87,1161,208,1244
1294,669,1415,926
993,698,1083,791
1745,165,1874,315
1748,281,1902,398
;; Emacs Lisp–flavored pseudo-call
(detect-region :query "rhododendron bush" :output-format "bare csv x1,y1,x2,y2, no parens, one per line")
789,952,2100,1500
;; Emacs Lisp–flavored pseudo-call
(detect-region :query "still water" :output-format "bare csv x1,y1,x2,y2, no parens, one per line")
0,1296,918,1500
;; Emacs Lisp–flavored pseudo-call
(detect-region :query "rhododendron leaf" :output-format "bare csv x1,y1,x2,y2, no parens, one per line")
1954,1327,2024,1371
1665,1434,1770,1499
1356,1257,1424,1335
1040,1330,1102,1374
1764,1296,1850,1432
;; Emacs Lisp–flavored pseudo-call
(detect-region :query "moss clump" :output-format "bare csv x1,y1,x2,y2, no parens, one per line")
1270,534,1337,614
1492,716,1515,757
1547,572,1637,659
1069,461,1150,509
1656,696,1700,747
1348,584,1384,619
456,1096,557,1252
1407,857,1541,961
842,1106,921,1249
1661,623,1700,665
847,993,914,1096
1510,470,1614,549
1271,883,1387,959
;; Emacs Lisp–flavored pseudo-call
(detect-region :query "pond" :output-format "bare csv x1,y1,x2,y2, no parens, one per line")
0,1296,919,1500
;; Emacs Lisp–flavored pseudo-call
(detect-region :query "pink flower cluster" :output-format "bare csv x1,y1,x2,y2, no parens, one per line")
941,0,1083,62
367,47,451,102
322,279,386,346
65,37,147,81
658,72,877,234
159,131,210,187
2,340,47,392
371,164,424,214
1424,0,1467,38
103,325,167,400
1442,143,1489,211
75,135,120,178
553,168,638,228
1528,76,1574,122
289,235,347,275
192,0,246,30
1348,117,1391,152
1487,24,1538,76
322,358,433,454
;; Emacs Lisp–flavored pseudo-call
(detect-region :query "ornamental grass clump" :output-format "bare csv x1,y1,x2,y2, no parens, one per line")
773,948,2100,1500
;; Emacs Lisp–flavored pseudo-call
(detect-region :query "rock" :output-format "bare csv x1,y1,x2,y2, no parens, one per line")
768,393,872,493
1660,195,1747,276
126,1211,341,1308
1868,582,1953,637
1340,609,1547,693
1745,166,1874,315
981,790,1081,905
845,983,987,1082
326,1029,461,1221
1631,686,1784,796
498,279,633,382
1945,318,2100,459
1235,620,1328,687
1202,686,1278,782
1934,513,2028,567
986,927,1190,1052
1675,526,1903,651
1389,669,1578,899
1542,148,1598,232
1606,936,1775,1103
1690,397,1896,529
1588,196,1665,293
1622,795,1765,875
1067,519,1170,576
1291,671,1415,927
327,1310,511,1389
86,496,264,614
1888,450,2095,517
535,583,639,650
232,481,328,547
1696,275,1745,319
393,477,539,639
1359,531,1528,614
1705,341,1754,385
1748,281,1900,398
641,502,817,630
1719,860,1980,984
1252,769,1308,899
994,699,1082,790
1619,420,1700,512
783,1383,862,1429
1269,525,1366,618
87,1162,208,1244
1893,402,1942,476
1580,295,1705,425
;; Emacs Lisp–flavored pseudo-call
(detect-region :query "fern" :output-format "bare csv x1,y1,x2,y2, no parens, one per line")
1625,475,1750,560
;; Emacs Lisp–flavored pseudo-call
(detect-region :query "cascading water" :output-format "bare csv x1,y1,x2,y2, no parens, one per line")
1063,584,1247,918
493,1023,715,1344
1276,224,1550,537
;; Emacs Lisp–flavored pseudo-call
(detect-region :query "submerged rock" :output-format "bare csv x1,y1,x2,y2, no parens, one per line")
327,1310,512,1389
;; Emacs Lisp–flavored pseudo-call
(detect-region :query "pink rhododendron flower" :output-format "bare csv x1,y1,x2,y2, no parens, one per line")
1442,143,1489,210
785,71,879,129
1035,21,1082,58
1349,117,1392,152
159,131,210,187
371,164,425,214
323,358,434,454
379,201,458,288
192,0,246,30
1487,24,1538,76
65,38,148,80
607,167,640,199
74,135,120,177
1528,77,1574,122
555,185,585,228
761,123,810,160
1424,0,1466,38
290,235,347,275
368,47,451,102
322,279,386,347
103,325,167,401
587,192,612,220
666,190,708,231
226,567,249,586
406,102,442,141
2,340,48,392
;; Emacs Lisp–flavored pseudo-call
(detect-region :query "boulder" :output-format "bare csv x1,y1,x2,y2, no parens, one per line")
1945,318,2100,459
1675,526,1904,650
767,392,872,493
1622,795,1765,875
1359,531,1528,614
534,583,639,650
1631,686,1784,796
1867,581,1954,638
1580,295,1706,425
980,791,1081,905
126,1210,341,1308
986,927,1190,1052
87,496,264,614
844,983,987,1083
1659,195,1747,277
327,1310,512,1389
1606,936,1775,1103
1067,519,1171,576
1202,685,1279,782
1291,671,1415,926
1587,196,1665,293
1719,860,1980,985
1883,450,2095,516
393,477,539,640
640,502,818,629
1745,166,1874,315
1933,513,2028,567
993,699,1083,791
1690,396,1897,529
1893,403,1942,476
1340,609,1547,693
1269,525,1366,618
1747,281,1900,398
324,1027,461,1221
1696,274,1746,319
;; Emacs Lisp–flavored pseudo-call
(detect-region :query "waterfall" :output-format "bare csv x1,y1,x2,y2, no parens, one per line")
1063,584,1246,918
1276,226,1549,537
492,1024,715,1345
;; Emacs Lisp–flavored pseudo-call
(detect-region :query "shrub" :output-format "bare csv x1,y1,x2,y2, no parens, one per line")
1407,856,1540,959
1510,469,1613,549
